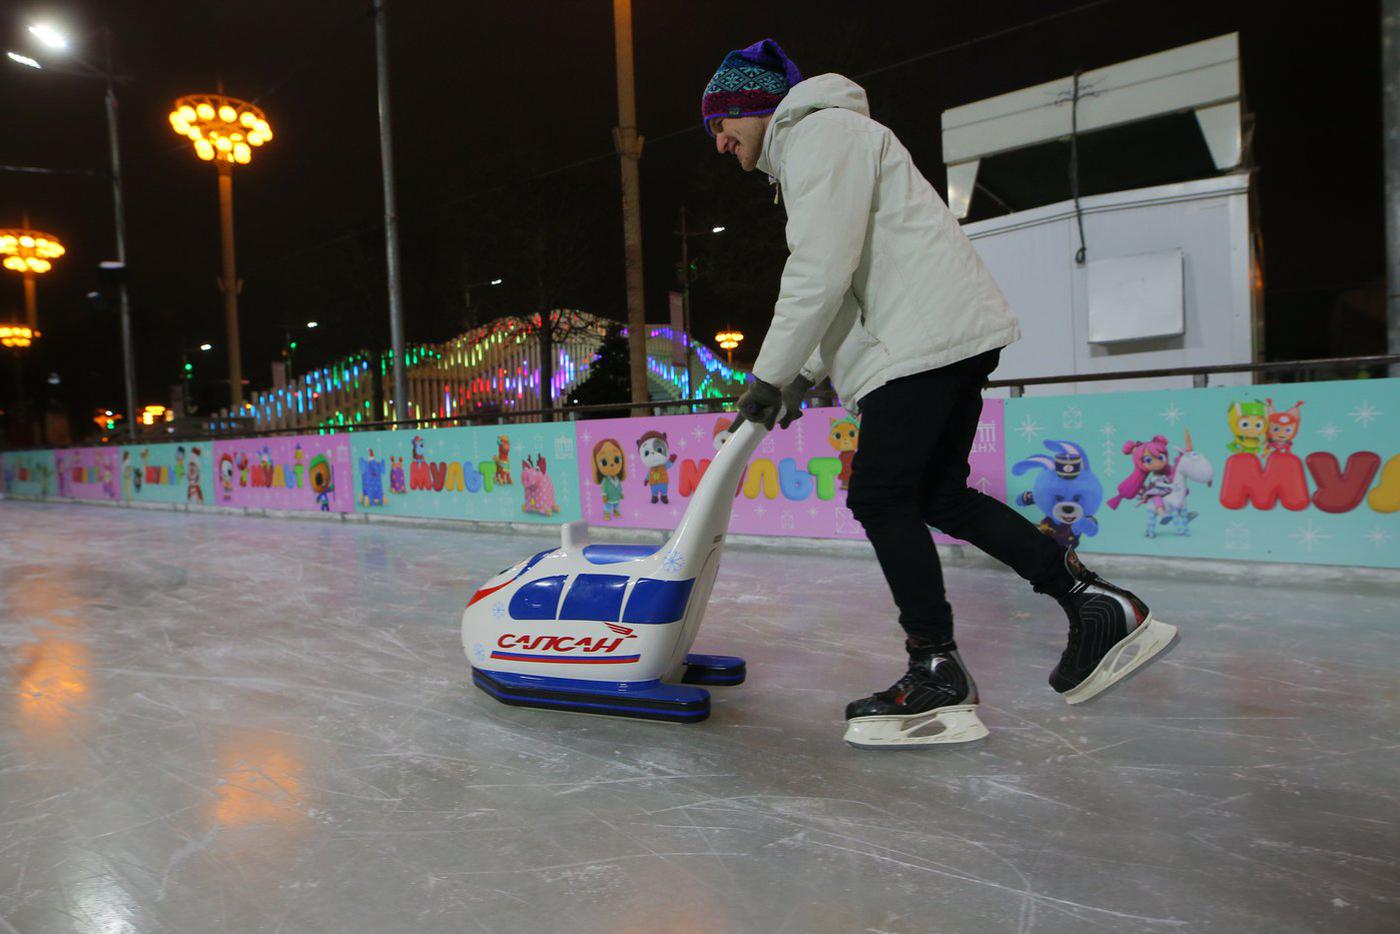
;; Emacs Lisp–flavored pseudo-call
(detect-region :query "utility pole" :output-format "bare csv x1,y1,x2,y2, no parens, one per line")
374,0,409,425
677,206,694,401
611,0,649,408
104,28,138,439
1385,0,1400,375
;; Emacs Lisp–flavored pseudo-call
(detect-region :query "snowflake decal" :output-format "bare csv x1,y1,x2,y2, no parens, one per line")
662,551,686,573
1365,525,1391,549
1014,414,1043,442
1318,422,1342,441
581,430,593,443
1290,520,1331,553
491,602,506,619
1160,402,1184,425
754,504,767,518
1224,522,1252,552
807,505,820,518
1349,401,1382,428
1062,404,1083,429
692,425,706,441
472,643,487,663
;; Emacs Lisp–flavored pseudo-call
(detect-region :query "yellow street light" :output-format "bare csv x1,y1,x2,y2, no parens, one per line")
715,328,744,366
0,324,40,348
0,228,64,328
171,93,274,410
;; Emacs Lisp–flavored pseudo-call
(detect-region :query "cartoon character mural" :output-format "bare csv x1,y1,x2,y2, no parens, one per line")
1226,400,1268,455
237,452,249,487
359,448,386,507
186,447,204,503
389,455,407,494
1265,398,1304,458
1108,435,1174,537
592,438,626,520
175,446,186,484
309,453,334,511
1014,440,1103,549
636,431,677,504
493,435,513,486
1159,431,1213,535
828,417,859,490
521,454,562,516
219,452,236,497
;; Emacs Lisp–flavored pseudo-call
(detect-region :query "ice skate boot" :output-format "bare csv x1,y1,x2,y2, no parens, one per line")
844,640,989,749
1049,551,1179,705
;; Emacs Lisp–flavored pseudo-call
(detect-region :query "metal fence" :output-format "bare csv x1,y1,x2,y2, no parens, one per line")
4,353,1398,450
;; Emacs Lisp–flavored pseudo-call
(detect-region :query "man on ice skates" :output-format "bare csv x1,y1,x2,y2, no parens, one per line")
703,39,1179,748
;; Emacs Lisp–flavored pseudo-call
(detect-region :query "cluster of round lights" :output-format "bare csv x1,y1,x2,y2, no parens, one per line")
0,325,40,348
169,94,273,165
715,329,744,351
0,229,65,274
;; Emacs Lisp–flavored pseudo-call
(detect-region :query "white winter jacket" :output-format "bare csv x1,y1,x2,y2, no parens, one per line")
751,75,1020,409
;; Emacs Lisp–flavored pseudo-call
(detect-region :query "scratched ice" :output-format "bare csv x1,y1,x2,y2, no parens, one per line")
0,501,1397,933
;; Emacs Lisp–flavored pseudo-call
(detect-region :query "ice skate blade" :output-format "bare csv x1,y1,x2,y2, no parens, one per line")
1062,616,1179,706
844,705,989,750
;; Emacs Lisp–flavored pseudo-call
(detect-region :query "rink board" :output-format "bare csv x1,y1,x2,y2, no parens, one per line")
572,403,1006,545
1002,377,1400,568
347,423,582,523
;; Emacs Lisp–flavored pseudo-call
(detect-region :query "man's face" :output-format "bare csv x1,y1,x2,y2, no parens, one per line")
710,115,769,172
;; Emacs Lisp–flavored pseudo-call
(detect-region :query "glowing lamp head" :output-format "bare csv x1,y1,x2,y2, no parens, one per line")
0,325,39,348
715,329,744,351
0,228,64,275
172,94,272,165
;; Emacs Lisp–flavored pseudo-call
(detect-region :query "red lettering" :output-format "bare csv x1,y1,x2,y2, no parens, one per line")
1306,451,1381,514
429,462,447,492
410,460,432,491
1220,452,1309,511
679,458,710,498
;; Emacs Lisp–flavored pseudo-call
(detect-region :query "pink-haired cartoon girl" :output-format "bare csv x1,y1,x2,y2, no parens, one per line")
1107,435,1173,538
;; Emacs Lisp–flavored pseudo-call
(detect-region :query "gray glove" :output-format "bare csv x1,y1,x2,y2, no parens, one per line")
778,375,814,429
736,377,783,430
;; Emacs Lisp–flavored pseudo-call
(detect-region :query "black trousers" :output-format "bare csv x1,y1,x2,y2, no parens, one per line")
846,349,1070,644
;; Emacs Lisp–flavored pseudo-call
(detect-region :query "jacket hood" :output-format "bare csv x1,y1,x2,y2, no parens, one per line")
757,74,870,177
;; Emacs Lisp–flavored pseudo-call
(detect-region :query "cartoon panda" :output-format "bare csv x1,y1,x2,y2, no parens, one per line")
636,431,677,505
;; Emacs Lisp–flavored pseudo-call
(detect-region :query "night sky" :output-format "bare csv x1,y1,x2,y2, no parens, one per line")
0,0,1385,424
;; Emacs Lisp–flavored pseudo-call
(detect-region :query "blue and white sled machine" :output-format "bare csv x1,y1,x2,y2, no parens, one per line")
462,415,764,723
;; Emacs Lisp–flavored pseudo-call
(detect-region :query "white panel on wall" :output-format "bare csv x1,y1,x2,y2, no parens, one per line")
1086,249,1184,344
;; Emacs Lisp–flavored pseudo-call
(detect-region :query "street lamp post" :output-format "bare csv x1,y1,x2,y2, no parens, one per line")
5,24,140,439
715,329,744,367
1,324,40,443
0,228,64,327
168,94,274,412
674,207,726,401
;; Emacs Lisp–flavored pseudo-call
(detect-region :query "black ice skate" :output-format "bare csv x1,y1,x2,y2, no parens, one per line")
1049,551,1179,704
844,640,989,749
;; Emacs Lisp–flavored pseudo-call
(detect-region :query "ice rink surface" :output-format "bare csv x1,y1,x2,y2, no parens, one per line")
0,501,1397,933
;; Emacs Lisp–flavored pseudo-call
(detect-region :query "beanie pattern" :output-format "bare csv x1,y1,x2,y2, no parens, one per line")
701,39,802,135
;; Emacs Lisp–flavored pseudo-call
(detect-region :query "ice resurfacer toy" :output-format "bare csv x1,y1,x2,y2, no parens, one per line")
462,415,763,722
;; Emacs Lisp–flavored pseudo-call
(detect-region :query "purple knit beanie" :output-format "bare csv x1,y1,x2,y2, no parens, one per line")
701,39,803,136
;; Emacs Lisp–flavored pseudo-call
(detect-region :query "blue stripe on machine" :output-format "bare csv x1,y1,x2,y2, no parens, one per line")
559,573,629,622
622,578,696,624
508,575,567,620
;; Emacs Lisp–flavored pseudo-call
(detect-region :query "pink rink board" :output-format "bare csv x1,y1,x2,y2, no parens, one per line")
573,402,1005,543
211,435,355,513
54,448,122,502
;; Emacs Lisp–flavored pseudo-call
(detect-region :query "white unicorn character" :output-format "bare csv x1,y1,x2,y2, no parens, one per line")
1161,430,1214,535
